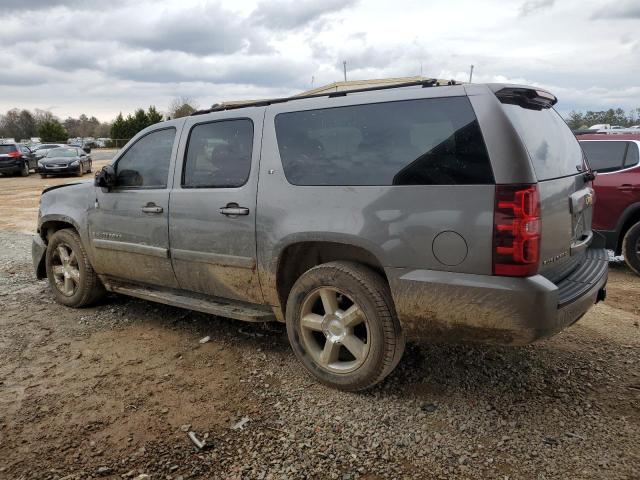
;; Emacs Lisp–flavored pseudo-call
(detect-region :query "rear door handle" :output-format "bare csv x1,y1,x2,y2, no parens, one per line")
220,203,249,216
142,203,163,214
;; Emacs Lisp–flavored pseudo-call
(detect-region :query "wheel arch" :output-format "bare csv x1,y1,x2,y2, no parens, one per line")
615,203,640,254
275,240,389,319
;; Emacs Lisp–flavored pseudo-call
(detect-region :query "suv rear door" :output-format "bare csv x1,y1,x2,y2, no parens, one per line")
497,91,593,282
168,109,264,304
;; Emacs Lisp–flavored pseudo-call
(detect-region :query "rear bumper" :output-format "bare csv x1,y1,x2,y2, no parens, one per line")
386,247,608,345
0,160,22,173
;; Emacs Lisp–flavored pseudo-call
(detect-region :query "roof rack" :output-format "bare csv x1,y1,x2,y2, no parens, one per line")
191,78,460,116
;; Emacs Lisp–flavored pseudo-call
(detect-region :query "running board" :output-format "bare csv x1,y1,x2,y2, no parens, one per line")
105,281,276,323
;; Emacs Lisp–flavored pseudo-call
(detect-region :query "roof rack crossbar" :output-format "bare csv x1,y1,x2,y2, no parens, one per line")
191,78,459,116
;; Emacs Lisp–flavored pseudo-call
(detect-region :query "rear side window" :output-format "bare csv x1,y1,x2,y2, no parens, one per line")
116,128,175,188
274,97,493,186
580,141,627,173
182,119,253,188
502,105,583,180
625,142,639,167
0,145,17,154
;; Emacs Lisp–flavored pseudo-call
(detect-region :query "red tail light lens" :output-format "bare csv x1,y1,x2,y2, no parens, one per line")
8,150,21,158
493,184,541,277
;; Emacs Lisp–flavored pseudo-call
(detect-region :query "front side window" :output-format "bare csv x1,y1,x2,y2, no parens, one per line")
580,141,627,173
274,97,493,186
116,128,175,188
182,119,253,188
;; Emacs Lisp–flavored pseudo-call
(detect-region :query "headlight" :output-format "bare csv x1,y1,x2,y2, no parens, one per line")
37,160,44,166
70,160,79,166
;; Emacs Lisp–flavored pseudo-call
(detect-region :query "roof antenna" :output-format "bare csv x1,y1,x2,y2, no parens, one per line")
343,60,347,82
468,64,474,83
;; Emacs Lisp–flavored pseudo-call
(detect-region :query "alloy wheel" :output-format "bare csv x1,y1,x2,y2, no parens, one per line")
299,287,370,373
51,244,80,296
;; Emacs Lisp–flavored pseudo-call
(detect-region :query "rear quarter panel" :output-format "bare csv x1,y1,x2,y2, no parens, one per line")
257,86,496,307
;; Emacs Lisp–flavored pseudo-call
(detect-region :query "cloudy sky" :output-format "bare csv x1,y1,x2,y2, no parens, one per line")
1,0,639,121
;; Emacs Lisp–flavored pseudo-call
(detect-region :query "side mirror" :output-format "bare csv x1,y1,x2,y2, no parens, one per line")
95,165,116,189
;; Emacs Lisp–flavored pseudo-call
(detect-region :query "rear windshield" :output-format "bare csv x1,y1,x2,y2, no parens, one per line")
0,145,17,154
502,105,584,181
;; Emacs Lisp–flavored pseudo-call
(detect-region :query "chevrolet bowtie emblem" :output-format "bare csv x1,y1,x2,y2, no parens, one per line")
585,194,593,206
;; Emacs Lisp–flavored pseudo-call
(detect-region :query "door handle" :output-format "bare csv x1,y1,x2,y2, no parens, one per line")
142,203,163,214
618,184,639,192
220,203,249,216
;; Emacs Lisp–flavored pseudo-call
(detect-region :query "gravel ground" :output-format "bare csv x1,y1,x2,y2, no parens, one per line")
0,230,638,479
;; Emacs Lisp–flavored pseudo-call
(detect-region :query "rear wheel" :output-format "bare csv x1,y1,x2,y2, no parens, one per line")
45,229,105,307
622,221,640,276
20,162,29,177
286,261,405,391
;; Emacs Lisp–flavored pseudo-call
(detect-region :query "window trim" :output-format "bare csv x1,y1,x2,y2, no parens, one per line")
273,96,494,187
180,117,254,189
579,140,640,176
112,126,177,191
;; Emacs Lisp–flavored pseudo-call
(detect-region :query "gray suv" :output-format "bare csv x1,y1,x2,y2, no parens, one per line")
32,81,608,391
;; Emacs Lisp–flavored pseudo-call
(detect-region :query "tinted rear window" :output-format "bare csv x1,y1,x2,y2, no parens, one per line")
0,145,17,154
580,141,626,173
502,105,583,180
275,97,494,186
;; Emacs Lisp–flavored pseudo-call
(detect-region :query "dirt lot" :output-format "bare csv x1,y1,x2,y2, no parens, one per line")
0,149,115,233
0,163,638,479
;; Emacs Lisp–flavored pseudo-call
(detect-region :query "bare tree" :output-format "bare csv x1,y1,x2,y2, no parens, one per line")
168,96,199,119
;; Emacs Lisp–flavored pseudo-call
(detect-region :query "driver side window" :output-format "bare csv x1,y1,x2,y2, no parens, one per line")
116,128,176,188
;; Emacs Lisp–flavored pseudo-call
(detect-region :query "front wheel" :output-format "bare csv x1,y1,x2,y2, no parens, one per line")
286,261,405,391
622,221,640,276
45,229,105,307
76,162,84,177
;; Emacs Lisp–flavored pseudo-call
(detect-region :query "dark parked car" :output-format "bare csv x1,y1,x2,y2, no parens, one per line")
0,143,37,176
38,147,92,178
579,134,640,274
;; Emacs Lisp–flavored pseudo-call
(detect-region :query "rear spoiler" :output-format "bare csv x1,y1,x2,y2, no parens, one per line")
494,87,557,110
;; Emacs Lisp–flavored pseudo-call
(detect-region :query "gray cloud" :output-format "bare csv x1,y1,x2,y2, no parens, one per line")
0,0,129,10
519,0,554,17
250,0,358,30
592,1,640,19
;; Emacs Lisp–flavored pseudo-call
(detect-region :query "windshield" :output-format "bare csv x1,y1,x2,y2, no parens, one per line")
47,148,77,158
502,105,584,181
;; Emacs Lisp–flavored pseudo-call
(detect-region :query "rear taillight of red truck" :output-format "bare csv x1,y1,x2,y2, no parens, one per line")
493,184,541,277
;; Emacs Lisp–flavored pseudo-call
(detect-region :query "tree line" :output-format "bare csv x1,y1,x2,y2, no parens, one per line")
565,108,640,130
0,96,198,143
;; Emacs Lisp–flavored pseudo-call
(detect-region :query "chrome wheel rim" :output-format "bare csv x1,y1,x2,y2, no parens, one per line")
51,243,80,296
299,287,370,374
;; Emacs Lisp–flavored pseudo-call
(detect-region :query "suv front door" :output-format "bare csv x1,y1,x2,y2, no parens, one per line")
169,111,264,304
88,126,181,288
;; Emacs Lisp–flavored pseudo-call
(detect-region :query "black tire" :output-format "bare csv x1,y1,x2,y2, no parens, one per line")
622,221,640,276
20,162,29,177
286,261,405,391
76,162,84,177
45,228,105,307
87,161,92,173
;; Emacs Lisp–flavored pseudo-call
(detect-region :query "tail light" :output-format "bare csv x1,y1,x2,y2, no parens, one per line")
8,150,21,158
493,184,541,277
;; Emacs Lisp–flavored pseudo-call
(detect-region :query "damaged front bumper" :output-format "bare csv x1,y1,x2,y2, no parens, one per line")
32,234,47,279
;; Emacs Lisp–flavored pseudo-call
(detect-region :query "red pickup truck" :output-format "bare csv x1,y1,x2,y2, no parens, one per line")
579,134,640,274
